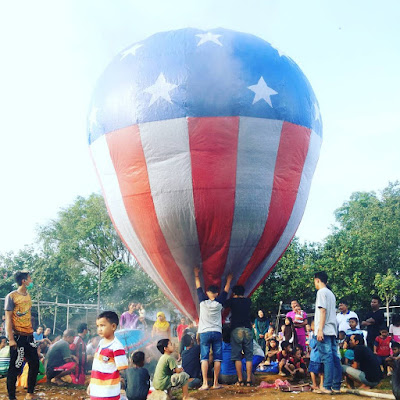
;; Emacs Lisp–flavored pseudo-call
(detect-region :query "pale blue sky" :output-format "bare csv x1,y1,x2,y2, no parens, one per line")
0,0,399,253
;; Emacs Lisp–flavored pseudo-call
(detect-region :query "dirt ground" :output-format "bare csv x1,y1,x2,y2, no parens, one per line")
0,374,394,400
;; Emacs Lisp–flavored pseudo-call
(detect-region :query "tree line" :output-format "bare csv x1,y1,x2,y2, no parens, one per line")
1,182,399,328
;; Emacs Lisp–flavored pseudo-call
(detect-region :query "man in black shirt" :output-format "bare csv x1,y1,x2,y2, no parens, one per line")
224,285,253,386
361,296,385,350
342,334,383,389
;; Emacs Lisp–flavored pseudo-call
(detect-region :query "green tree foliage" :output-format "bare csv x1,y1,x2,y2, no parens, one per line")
251,181,400,318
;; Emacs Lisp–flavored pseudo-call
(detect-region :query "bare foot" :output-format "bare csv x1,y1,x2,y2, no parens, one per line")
359,384,371,390
50,377,65,386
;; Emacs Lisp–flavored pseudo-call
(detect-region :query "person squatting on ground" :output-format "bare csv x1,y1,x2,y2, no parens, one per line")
88,311,128,400
153,339,195,400
45,329,77,386
180,334,202,389
313,271,342,394
342,333,383,389
194,266,232,390
224,284,253,386
124,351,150,400
5,271,39,400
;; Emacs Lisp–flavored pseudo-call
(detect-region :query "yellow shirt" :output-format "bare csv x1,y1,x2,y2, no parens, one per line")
5,290,33,335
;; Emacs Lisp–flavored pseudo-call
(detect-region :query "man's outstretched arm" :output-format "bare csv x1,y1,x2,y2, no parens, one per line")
194,267,201,289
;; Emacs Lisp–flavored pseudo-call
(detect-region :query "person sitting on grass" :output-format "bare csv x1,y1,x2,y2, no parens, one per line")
284,346,307,380
125,351,150,400
45,329,77,386
153,339,195,400
265,338,279,364
386,341,400,376
342,334,383,389
277,341,292,376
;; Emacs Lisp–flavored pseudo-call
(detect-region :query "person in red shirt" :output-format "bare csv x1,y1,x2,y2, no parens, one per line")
374,326,391,374
177,318,188,342
277,341,292,376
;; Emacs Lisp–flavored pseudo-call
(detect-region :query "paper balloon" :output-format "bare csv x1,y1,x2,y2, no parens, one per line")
88,28,322,321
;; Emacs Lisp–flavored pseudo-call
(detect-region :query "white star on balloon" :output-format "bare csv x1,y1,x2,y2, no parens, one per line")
89,107,98,130
196,32,223,47
314,103,321,121
121,44,143,59
144,73,178,106
248,77,278,107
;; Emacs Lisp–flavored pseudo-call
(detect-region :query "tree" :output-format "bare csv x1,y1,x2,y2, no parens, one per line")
374,269,400,326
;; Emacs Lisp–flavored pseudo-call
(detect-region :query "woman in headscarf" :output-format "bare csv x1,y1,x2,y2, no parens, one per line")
254,309,269,352
152,312,171,339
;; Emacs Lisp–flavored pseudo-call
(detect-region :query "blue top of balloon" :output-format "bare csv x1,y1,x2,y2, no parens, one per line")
88,28,322,144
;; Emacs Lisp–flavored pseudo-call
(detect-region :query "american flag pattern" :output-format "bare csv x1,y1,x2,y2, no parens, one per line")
88,28,322,321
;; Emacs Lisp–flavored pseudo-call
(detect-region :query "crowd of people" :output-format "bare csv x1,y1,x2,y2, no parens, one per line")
1,269,400,400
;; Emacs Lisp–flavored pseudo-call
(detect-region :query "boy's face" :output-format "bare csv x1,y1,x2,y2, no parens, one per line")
96,317,116,339
338,332,345,340
285,345,292,353
164,340,174,354
349,319,357,329
37,326,43,334
44,328,51,336
180,318,185,324
393,347,400,357
380,329,388,338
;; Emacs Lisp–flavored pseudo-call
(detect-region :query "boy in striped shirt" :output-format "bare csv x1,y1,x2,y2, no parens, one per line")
88,311,128,400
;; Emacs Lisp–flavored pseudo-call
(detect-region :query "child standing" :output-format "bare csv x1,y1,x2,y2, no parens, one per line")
374,326,391,374
153,339,194,400
125,351,150,400
283,317,298,348
88,311,128,400
309,335,324,390
389,314,400,344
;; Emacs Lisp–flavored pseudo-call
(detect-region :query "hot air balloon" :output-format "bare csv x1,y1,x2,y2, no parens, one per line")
88,28,322,321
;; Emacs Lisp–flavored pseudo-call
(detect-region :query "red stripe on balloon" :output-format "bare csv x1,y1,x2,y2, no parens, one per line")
237,122,311,286
188,117,239,290
105,125,198,318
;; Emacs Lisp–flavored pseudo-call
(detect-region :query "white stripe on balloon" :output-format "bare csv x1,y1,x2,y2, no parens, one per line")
244,130,322,294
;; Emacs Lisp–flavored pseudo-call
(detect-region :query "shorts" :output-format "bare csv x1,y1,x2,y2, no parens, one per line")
47,361,76,380
200,331,222,362
342,365,380,388
308,360,324,374
170,371,189,388
376,355,388,366
231,327,253,362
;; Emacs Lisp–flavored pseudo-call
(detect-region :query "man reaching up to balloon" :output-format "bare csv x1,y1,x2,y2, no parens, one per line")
194,267,233,390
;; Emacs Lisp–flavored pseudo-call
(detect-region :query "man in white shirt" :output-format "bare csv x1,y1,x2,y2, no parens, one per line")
336,299,359,332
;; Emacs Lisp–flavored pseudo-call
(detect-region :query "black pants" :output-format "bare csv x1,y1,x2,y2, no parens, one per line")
7,335,39,400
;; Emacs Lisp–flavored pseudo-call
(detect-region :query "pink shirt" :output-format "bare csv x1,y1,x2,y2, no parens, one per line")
286,311,307,336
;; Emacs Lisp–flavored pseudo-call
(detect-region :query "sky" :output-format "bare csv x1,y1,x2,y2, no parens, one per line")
0,0,399,254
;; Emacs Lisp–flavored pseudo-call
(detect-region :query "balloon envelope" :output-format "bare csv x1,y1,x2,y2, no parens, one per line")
88,28,322,321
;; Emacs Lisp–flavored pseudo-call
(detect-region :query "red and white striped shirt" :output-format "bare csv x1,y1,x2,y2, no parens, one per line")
90,338,128,400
